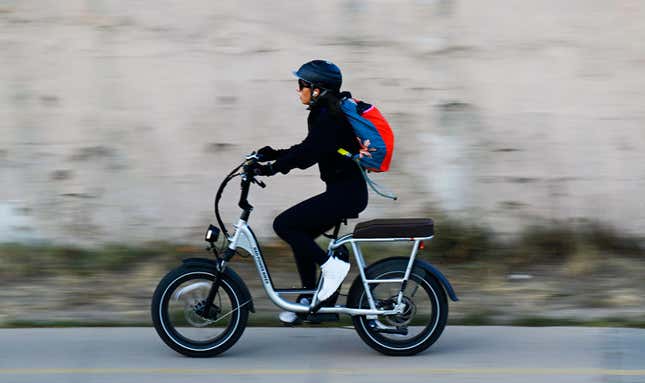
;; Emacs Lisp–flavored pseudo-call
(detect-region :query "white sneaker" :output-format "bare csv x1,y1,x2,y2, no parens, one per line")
278,297,310,325
317,256,350,302
278,311,299,324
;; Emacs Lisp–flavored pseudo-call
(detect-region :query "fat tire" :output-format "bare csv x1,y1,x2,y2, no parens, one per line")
348,259,448,356
151,264,249,357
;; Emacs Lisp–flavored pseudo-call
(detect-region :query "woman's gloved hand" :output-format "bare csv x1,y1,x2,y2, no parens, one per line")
257,146,279,162
249,162,277,177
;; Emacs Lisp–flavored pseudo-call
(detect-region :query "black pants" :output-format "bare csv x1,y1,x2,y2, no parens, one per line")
273,176,368,289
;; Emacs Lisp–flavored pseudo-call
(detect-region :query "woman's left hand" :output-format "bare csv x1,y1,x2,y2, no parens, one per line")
257,146,279,162
250,162,277,177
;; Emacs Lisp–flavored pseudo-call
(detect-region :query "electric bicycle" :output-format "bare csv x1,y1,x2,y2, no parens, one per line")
151,153,458,356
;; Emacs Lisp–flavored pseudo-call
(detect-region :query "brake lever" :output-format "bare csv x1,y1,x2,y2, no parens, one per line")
245,152,260,161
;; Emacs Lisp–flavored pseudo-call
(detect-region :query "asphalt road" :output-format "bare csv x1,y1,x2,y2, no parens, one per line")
1,326,644,383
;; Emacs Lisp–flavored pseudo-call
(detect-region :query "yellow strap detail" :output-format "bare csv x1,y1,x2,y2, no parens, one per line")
337,148,352,157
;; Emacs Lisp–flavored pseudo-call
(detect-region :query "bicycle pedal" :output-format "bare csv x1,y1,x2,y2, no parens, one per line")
305,313,339,324
367,320,408,335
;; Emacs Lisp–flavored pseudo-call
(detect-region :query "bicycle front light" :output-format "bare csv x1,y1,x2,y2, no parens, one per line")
205,224,220,243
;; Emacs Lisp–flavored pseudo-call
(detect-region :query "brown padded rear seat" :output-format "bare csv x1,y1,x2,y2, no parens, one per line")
353,218,434,239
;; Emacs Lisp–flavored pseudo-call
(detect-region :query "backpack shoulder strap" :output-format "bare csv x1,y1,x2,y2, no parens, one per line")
356,161,398,200
337,148,397,200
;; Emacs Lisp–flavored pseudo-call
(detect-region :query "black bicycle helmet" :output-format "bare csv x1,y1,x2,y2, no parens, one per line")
292,60,342,92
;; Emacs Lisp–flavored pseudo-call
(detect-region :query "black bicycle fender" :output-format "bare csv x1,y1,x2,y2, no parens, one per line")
181,258,255,312
367,256,459,302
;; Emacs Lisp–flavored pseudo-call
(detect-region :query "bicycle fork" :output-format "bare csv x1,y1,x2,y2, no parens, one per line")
198,248,234,319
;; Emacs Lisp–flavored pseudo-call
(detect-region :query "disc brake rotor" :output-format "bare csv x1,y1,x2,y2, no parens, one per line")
172,281,221,327
184,305,212,327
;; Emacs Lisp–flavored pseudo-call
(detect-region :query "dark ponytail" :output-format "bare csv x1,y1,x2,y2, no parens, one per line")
313,90,352,120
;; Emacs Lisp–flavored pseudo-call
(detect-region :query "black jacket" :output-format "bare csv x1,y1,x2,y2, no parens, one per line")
272,102,363,183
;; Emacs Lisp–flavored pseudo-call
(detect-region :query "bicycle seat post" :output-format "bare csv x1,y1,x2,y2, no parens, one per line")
332,222,341,240
331,218,348,240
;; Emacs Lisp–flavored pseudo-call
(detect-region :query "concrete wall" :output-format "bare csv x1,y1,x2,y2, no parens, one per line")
1,0,644,245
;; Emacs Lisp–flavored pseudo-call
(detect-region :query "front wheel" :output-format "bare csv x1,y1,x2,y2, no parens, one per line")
347,259,448,356
151,264,249,357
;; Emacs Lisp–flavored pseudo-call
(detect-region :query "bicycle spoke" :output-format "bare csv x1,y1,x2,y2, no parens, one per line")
409,283,420,298
209,300,252,325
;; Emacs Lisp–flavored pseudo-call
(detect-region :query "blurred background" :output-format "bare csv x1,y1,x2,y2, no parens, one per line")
1,0,644,327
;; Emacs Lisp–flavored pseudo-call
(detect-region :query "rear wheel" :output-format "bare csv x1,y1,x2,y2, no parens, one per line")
151,265,249,357
348,259,448,356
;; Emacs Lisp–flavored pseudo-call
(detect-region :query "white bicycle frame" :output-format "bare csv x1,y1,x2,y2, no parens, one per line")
224,218,434,318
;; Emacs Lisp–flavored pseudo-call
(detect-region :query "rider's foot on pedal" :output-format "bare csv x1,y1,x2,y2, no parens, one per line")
278,297,310,326
317,256,350,302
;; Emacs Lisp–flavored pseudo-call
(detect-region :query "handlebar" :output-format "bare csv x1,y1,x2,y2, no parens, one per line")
241,155,266,188
214,152,269,240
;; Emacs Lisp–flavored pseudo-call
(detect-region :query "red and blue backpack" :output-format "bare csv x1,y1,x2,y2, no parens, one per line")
338,96,397,199
339,97,394,172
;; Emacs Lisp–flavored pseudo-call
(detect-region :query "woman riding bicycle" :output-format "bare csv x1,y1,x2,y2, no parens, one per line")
251,60,368,324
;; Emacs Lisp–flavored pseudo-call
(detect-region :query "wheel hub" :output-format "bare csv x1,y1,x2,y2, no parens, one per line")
186,299,221,327
383,296,416,327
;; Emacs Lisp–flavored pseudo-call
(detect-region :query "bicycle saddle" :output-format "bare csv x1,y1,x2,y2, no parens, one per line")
353,218,434,239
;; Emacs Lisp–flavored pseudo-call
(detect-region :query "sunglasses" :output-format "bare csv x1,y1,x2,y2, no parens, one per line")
298,79,312,91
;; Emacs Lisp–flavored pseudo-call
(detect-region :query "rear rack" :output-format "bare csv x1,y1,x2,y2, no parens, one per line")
330,234,434,249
